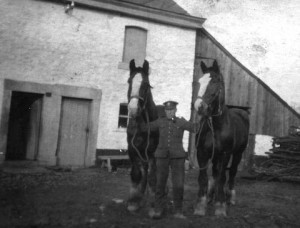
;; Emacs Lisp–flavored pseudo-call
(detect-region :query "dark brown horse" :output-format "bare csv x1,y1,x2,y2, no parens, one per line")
126,59,159,212
193,60,249,216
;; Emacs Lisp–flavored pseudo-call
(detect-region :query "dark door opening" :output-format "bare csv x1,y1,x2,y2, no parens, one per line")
6,91,43,161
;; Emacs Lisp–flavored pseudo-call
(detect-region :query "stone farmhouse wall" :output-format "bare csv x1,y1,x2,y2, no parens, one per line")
0,0,196,151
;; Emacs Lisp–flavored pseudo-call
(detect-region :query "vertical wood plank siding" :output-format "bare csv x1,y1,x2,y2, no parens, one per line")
194,29,300,137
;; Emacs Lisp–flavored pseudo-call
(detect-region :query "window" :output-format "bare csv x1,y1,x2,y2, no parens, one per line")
118,103,129,128
122,26,147,65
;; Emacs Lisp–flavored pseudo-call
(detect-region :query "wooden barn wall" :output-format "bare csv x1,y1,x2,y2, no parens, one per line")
194,29,300,137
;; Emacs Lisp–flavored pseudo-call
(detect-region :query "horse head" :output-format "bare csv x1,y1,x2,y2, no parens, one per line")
194,60,225,116
127,59,152,118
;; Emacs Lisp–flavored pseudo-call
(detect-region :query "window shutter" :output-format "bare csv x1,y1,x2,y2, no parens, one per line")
123,27,147,65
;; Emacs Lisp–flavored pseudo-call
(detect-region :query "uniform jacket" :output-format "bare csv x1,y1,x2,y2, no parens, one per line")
142,117,199,158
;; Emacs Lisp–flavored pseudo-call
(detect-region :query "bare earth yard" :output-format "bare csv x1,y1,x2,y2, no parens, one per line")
0,162,299,228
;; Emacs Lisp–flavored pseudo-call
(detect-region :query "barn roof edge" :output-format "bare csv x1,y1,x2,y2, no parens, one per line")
60,0,205,29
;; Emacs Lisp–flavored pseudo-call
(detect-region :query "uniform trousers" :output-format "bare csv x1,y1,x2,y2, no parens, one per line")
154,157,185,213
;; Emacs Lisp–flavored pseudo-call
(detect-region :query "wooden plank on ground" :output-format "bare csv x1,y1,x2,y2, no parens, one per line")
265,152,300,160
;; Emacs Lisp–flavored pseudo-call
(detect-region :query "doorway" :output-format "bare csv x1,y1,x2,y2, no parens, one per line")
6,91,43,161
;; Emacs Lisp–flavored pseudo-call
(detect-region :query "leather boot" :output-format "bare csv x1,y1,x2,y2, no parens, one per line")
149,208,164,219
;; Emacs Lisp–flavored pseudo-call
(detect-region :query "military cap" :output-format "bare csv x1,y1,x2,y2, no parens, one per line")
163,100,178,110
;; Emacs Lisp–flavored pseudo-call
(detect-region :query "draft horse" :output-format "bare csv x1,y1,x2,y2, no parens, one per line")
126,59,159,212
193,60,249,216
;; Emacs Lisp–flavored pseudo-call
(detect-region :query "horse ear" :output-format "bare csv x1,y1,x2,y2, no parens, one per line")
213,60,220,73
143,60,149,74
200,61,207,73
129,59,136,72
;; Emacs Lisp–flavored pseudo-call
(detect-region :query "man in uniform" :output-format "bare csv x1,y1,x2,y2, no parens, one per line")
141,100,199,219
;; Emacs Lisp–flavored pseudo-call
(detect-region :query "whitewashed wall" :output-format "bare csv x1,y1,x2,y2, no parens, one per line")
0,0,196,151
254,134,273,156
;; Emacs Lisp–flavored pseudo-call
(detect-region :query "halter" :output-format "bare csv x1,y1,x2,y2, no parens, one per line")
129,95,144,101
196,85,223,117
129,83,150,112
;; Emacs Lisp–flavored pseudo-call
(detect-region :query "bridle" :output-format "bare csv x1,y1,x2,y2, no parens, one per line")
129,82,151,112
195,80,223,117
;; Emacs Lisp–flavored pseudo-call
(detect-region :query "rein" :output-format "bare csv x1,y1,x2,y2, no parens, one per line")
129,84,150,111
129,86,151,163
130,111,150,163
130,95,144,101
196,117,215,170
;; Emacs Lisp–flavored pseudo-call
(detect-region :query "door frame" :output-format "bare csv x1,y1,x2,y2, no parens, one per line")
0,79,102,167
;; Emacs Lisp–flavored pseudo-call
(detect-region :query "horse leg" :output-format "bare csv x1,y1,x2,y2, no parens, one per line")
140,163,149,194
228,151,243,205
127,158,144,212
208,159,218,203
214,154,231,216
147,158,156,197
194,157,209,216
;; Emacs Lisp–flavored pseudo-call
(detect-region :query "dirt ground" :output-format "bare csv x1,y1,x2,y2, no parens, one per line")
0,161,299,228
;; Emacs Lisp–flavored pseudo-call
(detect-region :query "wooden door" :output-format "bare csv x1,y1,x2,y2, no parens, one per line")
26,98,43,160
57,97,91,167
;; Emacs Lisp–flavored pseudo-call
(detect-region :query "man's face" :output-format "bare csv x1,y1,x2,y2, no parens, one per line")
165,108,177,119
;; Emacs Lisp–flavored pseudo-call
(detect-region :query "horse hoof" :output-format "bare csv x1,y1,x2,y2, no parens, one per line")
215,210,227,216
174,213,187,219
194,196,207,216
149,208,164,219
194,209,206,216
215,202,227,216
127,203,139,212
230,190,236,205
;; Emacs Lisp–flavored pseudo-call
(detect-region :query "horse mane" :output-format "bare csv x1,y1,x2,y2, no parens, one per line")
145,89,158,121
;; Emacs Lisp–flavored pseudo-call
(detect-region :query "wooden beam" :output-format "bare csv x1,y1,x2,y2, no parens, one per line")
265,152,300,160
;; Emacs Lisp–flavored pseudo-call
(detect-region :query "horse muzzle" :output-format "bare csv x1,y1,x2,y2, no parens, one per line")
128,107,140,118
128,98,141,118
194,99,209,116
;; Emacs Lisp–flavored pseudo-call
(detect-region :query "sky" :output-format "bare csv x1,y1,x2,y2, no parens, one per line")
174,0,300,113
